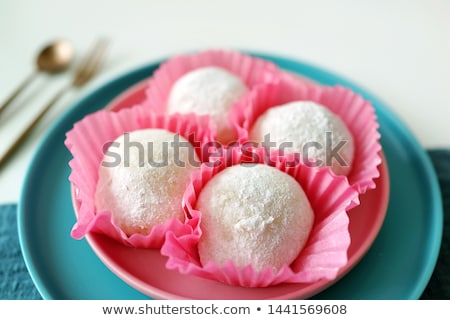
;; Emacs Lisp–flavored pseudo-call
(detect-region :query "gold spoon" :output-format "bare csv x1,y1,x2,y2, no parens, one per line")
0,38,108,169
0,40,74,116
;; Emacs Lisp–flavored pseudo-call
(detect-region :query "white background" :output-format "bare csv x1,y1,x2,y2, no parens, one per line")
0,0,449,203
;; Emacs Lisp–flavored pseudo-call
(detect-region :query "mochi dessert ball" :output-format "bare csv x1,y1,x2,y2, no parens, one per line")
196,164,314,272
249,101,354,176
167,66,249,143
95,128,199,236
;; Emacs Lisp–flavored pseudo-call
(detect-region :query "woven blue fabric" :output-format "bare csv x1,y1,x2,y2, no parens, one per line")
421,149,450,299
0,203,41,299
0,150,448,299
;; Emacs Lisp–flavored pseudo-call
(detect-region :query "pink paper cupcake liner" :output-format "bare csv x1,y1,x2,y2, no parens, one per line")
65,105,216,248
142,49,281,143
161,147,359,287
229,78,382,194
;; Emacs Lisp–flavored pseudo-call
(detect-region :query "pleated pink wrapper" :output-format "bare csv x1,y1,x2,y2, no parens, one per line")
161,147,359,287
229,78,382,195
142,49,281,143
65,105,216,248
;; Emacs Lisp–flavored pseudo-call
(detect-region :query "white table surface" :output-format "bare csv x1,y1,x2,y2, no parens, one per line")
0,0,449,204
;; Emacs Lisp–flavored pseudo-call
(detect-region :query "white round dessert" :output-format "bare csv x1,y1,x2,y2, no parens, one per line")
249,101,354,176
95,128,199,235
196,164,314,272
167,66,248,143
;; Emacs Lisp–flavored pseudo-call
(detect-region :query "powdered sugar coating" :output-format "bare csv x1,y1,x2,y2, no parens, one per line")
249,101,354,176
196,164,314,272
95,129,199,236
167,67,248,142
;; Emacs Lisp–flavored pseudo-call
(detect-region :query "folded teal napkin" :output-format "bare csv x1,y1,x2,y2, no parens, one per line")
1,149,449,300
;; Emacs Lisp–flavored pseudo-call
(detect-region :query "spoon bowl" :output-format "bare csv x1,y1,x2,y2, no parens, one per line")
37,40,74,73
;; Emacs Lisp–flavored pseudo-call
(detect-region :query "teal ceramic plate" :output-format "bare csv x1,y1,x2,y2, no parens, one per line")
18,53,442,299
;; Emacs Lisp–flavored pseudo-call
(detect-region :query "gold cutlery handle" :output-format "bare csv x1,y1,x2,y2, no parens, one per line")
0,72,38,116
0,85,70,168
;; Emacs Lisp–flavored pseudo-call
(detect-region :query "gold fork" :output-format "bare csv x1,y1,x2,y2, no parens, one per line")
0,38,109,168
